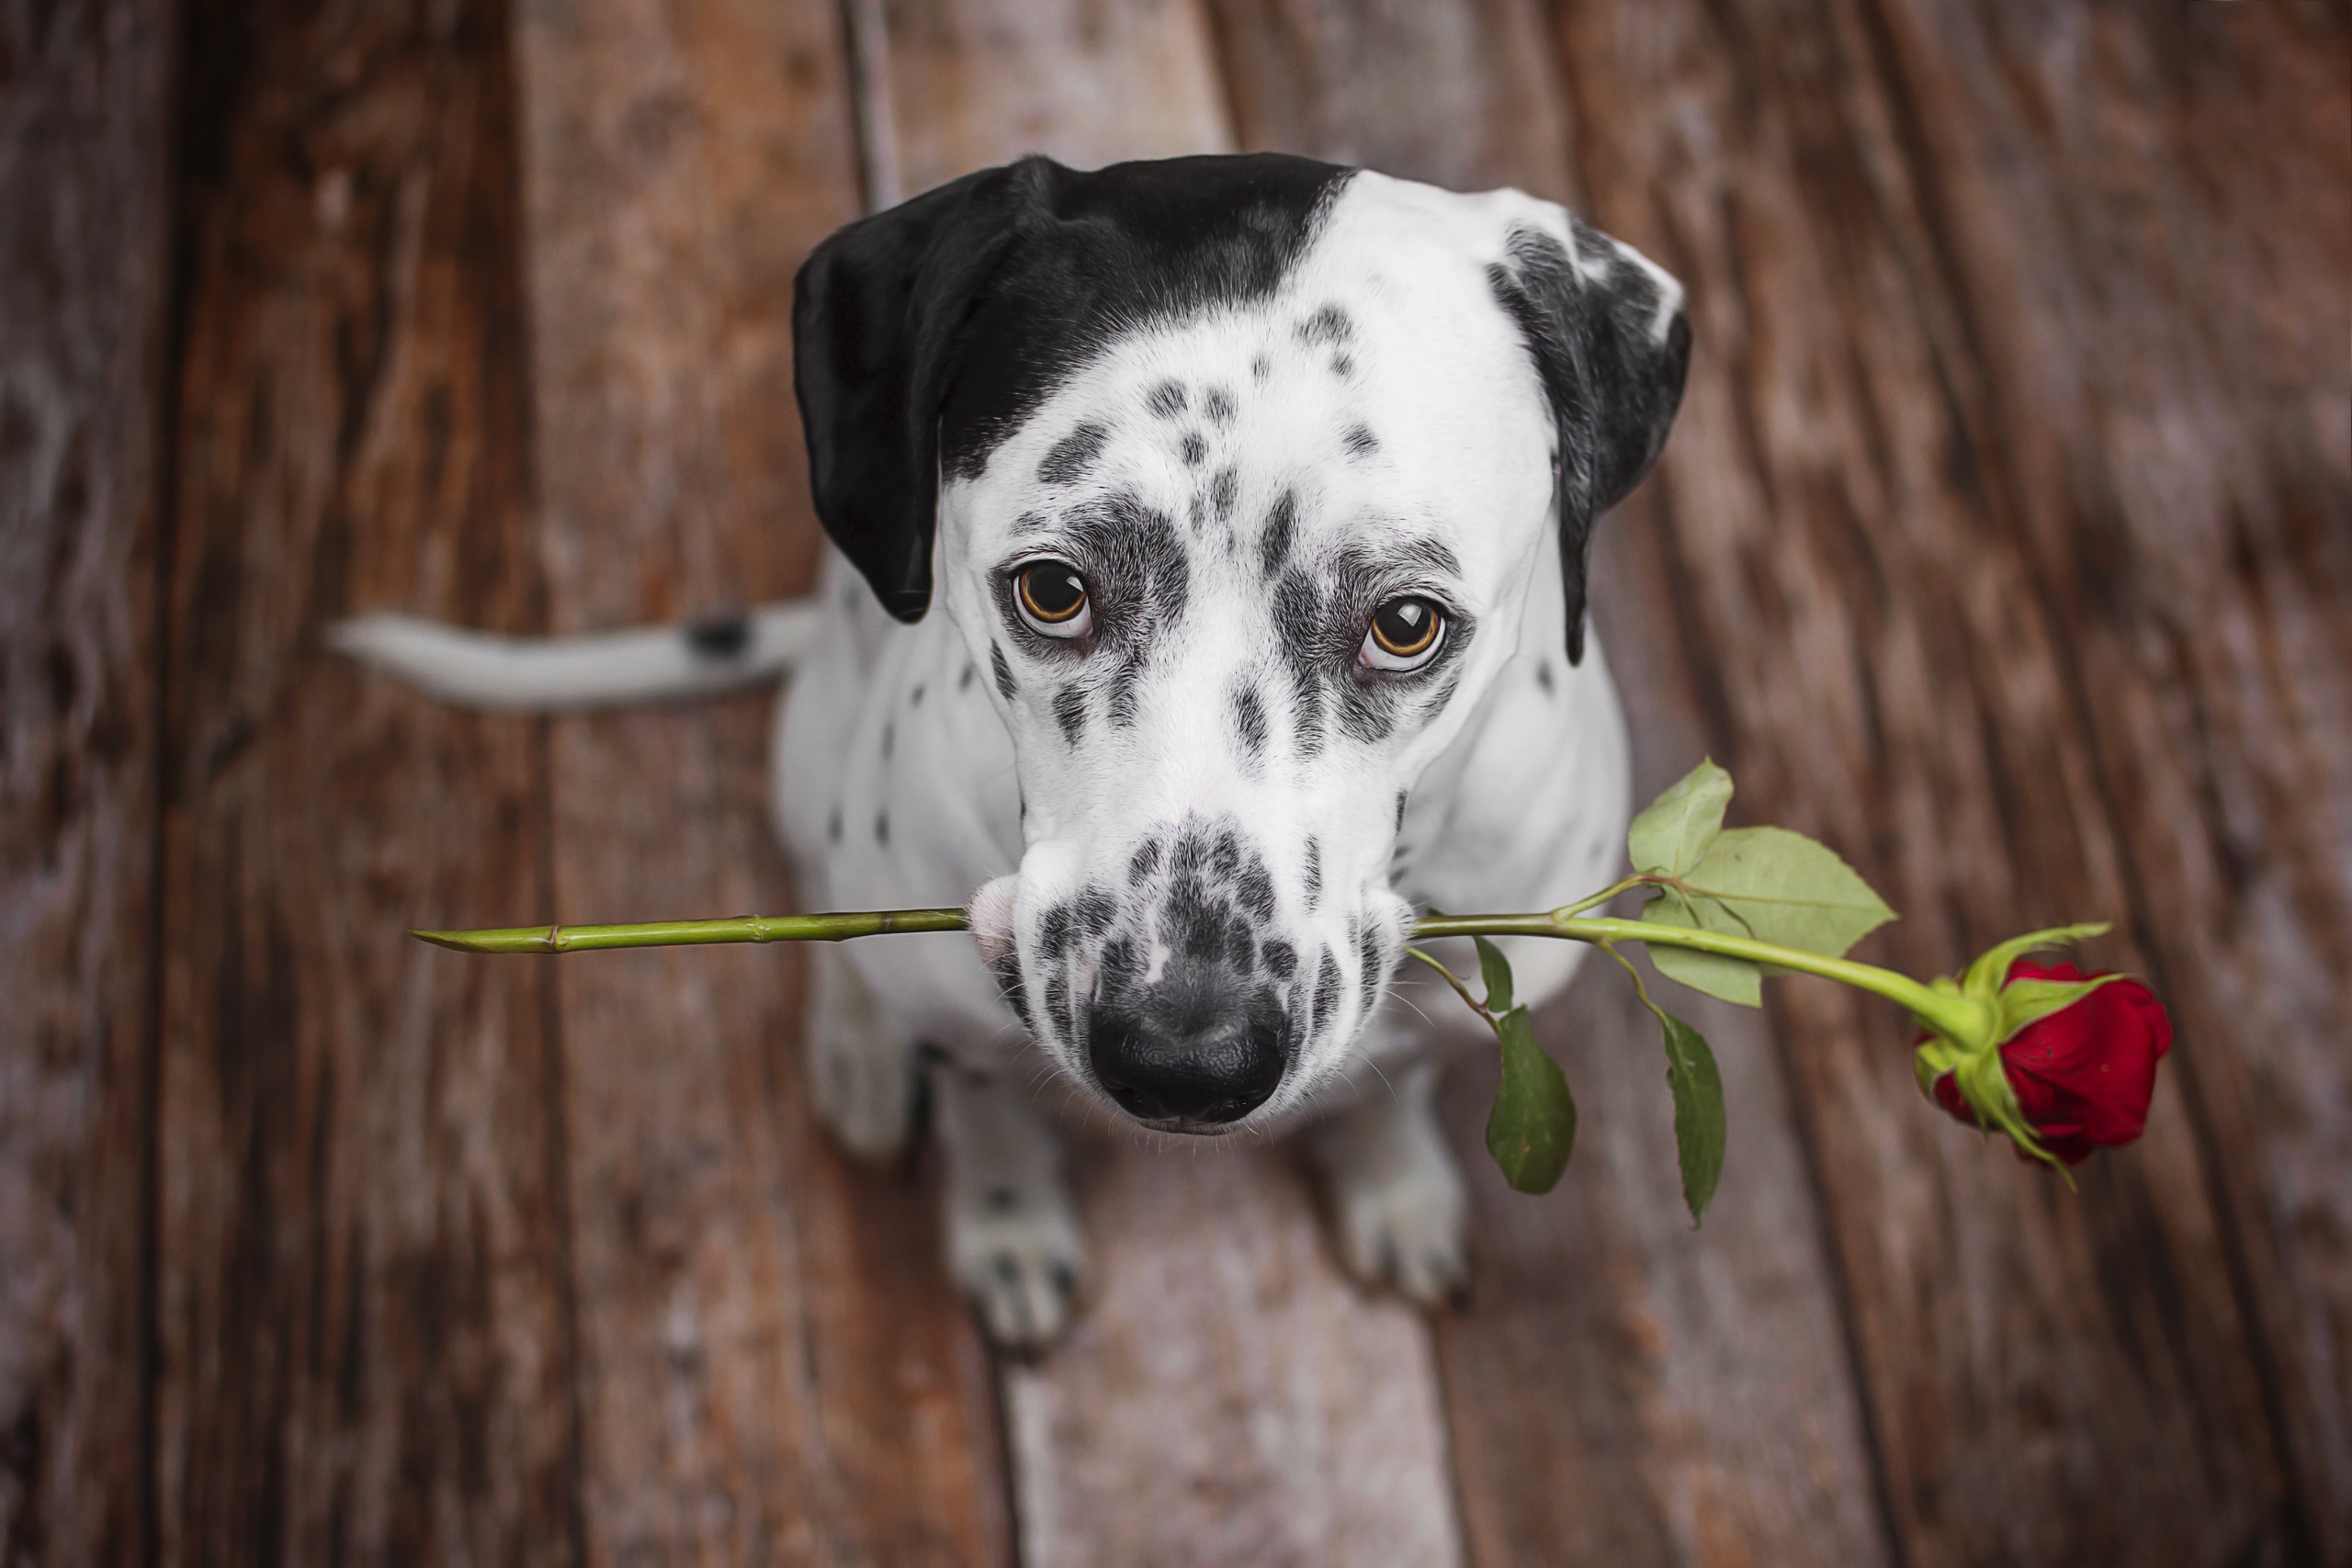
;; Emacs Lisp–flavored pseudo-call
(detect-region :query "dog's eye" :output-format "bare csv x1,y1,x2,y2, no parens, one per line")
1362,595,1446,671
1014,559,1092,638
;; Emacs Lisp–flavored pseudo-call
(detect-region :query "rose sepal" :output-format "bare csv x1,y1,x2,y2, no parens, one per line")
1958,922,2111,1001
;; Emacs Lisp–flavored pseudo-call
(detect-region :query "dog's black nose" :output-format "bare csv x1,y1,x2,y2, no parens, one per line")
1088,1007,1285,1126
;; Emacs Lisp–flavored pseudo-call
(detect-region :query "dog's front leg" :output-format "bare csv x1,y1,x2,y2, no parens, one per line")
804,942,916,1161
1308,1058,1469,1306
933,1057,1089,1349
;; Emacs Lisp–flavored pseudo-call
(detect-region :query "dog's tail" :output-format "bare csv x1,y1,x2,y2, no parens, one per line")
329,601,822,712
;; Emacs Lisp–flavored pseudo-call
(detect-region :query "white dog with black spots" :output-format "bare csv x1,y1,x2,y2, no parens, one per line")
337,152,1690,1348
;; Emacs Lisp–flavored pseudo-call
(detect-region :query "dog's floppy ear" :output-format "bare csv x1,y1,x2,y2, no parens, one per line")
1486,211,1691,664
794,167,1023,622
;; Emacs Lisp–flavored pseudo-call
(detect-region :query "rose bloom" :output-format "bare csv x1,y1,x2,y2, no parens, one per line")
1930,959,2173,1165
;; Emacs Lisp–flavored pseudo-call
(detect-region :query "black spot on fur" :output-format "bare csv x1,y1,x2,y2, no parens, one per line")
1212,829,1241,878
1148,379,1189,418
1297,303,1353,345
1358,922,1386,1020
1395,792,1408,831
1238,863,1275,923
1330,352,1354,378
1040,899,1077,962
685,616,752,659
1250,354,1272,380
1258,491,1296,580
1044,970,1071,1047
875,811,890,845
1054,494,1190,727
960,661,977,691
1304,838,1321,908
1109,654,1143,729
910,682,926,705
1210,467,1238,521
1129,837,1163,883
1054,684,1087,746
991,642,1017,701
994,954,1036,1035
1204,387,1235,424
1262,939,1297,981
1039,422,1109,484
1310,948,1343,1039
1232,683,1267,761
1535,660,1554,694
1343,423,1379,457
1181,431,1207,466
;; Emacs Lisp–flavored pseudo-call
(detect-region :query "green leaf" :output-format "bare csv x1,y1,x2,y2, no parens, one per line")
1485,1007,1576,1193
1475,935,1514,1014
1628,759,1734,877
1643,891,1765,1007
1657,826,1896,962
1658,1009,1727,1224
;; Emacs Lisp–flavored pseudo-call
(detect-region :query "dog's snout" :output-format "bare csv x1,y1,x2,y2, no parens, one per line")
1088,1003,1284,1127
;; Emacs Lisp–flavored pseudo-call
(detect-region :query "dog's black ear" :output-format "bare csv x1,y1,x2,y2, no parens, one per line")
794,167,1024,623
1487,218,1691,663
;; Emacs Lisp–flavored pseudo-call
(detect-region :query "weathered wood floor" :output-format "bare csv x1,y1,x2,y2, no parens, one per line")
5,0,2346,1562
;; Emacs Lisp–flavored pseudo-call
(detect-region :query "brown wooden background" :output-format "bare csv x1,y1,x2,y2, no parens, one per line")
4,0,2346,1562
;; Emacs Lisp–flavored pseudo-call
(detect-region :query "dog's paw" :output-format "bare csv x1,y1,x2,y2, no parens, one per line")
946,1195,1089,1351
805,947,913,1162
1327,1136,1470,1307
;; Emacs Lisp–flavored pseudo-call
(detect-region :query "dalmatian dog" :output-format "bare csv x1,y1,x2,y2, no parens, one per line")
336,152,1689,1349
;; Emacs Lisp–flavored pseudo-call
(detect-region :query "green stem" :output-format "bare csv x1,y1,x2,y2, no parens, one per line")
408,908,968,953
1414,911,1971,1036
410,903,1973,1036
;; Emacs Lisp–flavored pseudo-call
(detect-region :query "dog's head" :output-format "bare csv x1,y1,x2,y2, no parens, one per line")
796,154,1688,1133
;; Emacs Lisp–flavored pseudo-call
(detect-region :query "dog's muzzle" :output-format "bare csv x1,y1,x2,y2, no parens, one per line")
1086,961,1288,1128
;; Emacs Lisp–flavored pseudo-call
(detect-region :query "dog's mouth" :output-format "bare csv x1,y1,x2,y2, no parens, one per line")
967,875,1020,968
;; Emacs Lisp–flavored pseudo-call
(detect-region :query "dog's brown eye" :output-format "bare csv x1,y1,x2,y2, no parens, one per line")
1014,560,1092,638
1363,595,1445,670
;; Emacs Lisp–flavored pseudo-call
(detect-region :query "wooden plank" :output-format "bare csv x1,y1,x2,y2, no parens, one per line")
1205,0,1571,198
153,1,583,1560
1001,1138,1460,1568
0,0,174,1560
867,5,1467,1562
509,0,1011,1559
1854,2,2352,1550
881,0,1234,196
1544,0,2298,1560
1202,5,1895,1560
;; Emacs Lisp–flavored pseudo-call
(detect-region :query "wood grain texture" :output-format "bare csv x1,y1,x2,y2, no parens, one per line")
1546,0,2305,1559
1002,1139,1462,1568
511,0,1011,1559
880,0,1233,196
1204,0,1570,199
0,0,174,1560
154,1,582,1560
1855,4,2352,1551
1204,6,1895,1560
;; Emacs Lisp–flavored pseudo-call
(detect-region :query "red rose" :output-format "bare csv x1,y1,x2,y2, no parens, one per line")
1928,960,2172,1165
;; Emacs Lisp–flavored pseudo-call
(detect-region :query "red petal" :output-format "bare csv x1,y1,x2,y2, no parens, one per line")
1998,962,2171,1155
